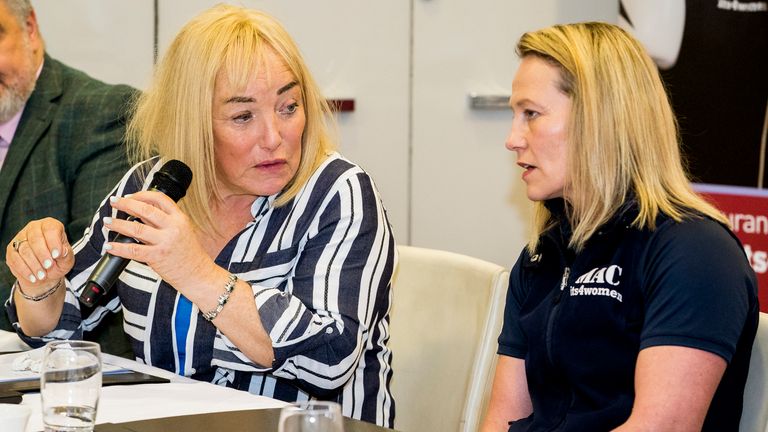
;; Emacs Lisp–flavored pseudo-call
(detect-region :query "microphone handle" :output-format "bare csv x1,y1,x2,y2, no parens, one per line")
79,234,136,307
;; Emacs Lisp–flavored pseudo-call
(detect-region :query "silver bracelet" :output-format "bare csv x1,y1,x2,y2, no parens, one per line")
15,279,63,302
202,273,238,321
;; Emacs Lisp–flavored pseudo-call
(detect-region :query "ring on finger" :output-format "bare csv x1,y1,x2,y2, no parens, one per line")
12,238,28,252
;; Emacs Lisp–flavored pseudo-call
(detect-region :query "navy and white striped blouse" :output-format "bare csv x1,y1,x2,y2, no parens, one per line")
9,153,397,426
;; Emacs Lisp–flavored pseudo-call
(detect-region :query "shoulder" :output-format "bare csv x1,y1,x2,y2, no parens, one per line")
304,153,377,197
117,157,163,196
647,215,745,263
639,213,756,301
638,214,758,361
42,55,137,108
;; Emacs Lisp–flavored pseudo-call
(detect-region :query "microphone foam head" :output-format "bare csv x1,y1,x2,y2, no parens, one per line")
149,159,193,202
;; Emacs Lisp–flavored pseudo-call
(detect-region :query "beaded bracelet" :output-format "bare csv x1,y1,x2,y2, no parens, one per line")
202,273,238,321
15,278,63,302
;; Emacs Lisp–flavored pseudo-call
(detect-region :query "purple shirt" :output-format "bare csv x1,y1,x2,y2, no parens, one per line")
0,60,44,171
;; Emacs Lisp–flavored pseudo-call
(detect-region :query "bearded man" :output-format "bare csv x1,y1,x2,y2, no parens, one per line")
0,0,135,356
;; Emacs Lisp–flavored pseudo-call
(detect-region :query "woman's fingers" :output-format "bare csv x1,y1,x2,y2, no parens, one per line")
7,236,41,284
103,215,160,247
6,218,71,284
108,191,178,229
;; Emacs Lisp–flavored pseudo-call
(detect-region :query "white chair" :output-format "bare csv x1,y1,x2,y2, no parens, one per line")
388,246,509,432
740,312,768,432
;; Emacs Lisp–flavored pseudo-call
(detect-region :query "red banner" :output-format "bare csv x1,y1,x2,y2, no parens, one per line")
695,184,768,312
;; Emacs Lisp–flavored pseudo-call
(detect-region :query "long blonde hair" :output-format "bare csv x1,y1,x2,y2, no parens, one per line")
127,4,336,235
517,22,727,253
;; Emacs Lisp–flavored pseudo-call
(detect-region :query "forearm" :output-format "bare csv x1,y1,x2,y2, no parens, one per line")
13,278,67,336
481,356,533,431
174,262,274,367
613,346,725,432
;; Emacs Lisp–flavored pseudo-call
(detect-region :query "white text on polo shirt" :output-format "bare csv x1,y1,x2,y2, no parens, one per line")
570,265,623,302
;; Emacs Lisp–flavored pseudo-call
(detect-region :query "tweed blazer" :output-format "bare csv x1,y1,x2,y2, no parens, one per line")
0,54,135,348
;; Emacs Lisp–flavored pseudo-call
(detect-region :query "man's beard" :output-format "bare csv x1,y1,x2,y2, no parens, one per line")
0,42,37,123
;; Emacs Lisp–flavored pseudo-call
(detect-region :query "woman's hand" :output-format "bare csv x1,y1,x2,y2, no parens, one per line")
107,191,275,366
5,217,74,293
6,218,73,336
104,191,214,290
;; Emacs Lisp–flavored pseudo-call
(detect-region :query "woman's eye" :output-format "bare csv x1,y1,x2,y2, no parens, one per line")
233,112,253,123
279,102,300,116
524,109,539,119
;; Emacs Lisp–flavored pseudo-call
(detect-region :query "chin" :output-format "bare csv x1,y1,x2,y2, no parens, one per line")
527,190,563,202
254,181,291,197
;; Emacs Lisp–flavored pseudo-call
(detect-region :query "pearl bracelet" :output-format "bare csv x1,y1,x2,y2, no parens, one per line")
202,273,238,321
15,278,63,302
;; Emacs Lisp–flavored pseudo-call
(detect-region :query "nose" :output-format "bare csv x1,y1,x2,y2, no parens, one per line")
259,113,282,151
505,117,525,152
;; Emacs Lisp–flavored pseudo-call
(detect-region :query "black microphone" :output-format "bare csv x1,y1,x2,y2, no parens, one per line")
79,160,193,307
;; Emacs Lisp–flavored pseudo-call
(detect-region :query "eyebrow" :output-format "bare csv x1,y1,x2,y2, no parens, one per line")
224,81,299,104
277,81,299,95
511,98,540,109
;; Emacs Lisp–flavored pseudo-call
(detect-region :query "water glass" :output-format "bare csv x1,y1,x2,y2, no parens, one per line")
278,401,344,432
40,341,102,432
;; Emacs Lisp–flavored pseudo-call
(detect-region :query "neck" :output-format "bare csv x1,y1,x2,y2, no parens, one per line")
198,197,255,258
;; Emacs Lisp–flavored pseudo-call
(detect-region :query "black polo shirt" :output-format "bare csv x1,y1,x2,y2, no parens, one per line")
499,200,759,431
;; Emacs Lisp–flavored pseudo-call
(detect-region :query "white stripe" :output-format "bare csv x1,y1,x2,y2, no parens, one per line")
123,320,144,341
142,279,161,365
238,260,296,285
275,155,338,249
351,350,366,420
171,296,180,374
262,375,277,397
122,306,147,329
376,317,393,427
119,261,158,293
248,373,264,394
185,303,199,376
239,213,270,264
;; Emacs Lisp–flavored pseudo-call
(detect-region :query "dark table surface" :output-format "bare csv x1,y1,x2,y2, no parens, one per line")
94,408,397,432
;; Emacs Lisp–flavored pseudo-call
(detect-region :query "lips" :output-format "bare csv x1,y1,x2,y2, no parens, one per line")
255,159,286,169
518,162,536,179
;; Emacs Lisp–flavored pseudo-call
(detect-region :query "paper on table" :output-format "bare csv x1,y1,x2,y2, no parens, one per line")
23,382,288,432
0,348,128,383
0,330,31,352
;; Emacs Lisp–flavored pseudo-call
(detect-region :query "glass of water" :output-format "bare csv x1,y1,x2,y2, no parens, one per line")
278,401,344,432
40,341,102,432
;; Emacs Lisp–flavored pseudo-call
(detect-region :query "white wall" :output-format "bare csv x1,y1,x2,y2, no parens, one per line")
32,0,617,269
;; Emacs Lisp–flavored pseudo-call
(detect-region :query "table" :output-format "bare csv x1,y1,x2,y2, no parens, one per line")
95,408,393,432
0,348,396,432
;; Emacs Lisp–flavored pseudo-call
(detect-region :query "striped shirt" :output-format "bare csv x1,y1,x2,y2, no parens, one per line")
9,153,397,426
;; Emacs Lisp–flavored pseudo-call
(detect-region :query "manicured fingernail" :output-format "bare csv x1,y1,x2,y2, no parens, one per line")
37,270,46,280
43,259,52,269
109,196,118,203
104,244,113,251
28,275,36,283
51,249,60,259
103,217,113,224
63,247,69,257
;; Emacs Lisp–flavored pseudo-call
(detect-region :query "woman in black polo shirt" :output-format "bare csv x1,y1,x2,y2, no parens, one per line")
481,22,758,432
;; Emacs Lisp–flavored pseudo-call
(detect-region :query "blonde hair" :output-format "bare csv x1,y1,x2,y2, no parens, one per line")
127,4,336,235
517,22,728,254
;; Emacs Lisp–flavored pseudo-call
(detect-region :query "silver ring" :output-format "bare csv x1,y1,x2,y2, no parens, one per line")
11,238,27,252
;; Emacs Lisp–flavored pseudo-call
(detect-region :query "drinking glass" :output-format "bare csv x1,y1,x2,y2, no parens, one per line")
40,341,102,432
278,401,344,432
